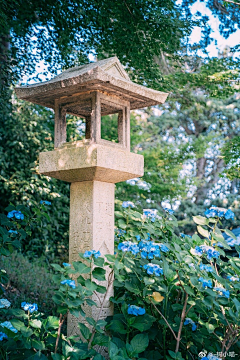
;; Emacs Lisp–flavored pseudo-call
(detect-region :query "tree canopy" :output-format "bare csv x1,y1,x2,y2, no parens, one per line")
1,0,240,257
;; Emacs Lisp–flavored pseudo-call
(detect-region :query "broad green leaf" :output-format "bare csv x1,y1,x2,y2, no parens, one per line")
73,262,91,274
92,267,106,281
31,339,45,350
205,323,215,333
197,226,209,238
130,333,149,354
131,314,155,332
29,319,42,329
193,216,208,226
224,228,237,240
78,323,91,340
109,341,119,358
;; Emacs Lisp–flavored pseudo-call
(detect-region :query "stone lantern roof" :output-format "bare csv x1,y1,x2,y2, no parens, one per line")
15,56,168,114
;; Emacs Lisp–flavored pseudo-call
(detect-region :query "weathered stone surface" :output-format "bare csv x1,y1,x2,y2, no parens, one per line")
68,181,114,337
39,141,144,183
15,57,168,111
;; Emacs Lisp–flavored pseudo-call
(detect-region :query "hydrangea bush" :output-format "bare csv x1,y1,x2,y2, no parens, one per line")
0,202,240,359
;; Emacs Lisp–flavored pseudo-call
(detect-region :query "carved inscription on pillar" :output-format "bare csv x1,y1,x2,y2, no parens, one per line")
68,181,114,337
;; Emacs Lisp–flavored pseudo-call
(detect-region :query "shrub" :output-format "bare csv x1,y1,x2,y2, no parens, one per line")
0,252,57,316
0,203,240,359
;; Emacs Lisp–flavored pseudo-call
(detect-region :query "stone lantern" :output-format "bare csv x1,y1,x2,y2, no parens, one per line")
15,57,168,335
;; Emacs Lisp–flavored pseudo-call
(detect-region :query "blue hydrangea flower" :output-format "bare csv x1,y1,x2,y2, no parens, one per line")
159,243,169,252
184,318,197,331
205,206,234,221
7,210,24,220
139,241,161,259
143,209,157,222
206,354,221,360
83,250,101,259
136,235,141,241
63,263,71,267
143,263,163,276
205,208,218,218
122,201,135,208
0,299,11,309
180,233,192,239
21,302,38,313
227,275,239,282
213,287,230,298
198,277,212,288
0,332,8,341
40,200,51,205
225,209,235,220
118,241,140,255
0,321,18,333
192,245,219,260
8,230,18,234
164,208,174,215
117,229,126,236
61,279,76,289
128,305,145,316
200,264,213,273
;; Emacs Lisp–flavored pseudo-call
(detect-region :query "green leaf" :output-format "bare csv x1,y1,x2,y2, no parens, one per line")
118,219,127,229
51,264,64,272
197,225,209,238
45,316,59,329
85,279,98,291
86,298,97,306
131,314,155,332
97,284,106,294
51,354,63,360
193,216,208,225
205,323,215,333
92,267,106,281
224,228,237,240
130,333,149,354
94,257,105,267
108,320,127,334
78,323,91,340
29,319,42,329
233,297,240,313
125,281,141,294
109,341,119,358
73,262,91,274
31,339,45,350
184,285,195,297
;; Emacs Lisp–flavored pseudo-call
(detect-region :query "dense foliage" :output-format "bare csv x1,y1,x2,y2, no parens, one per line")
0,202,240,359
